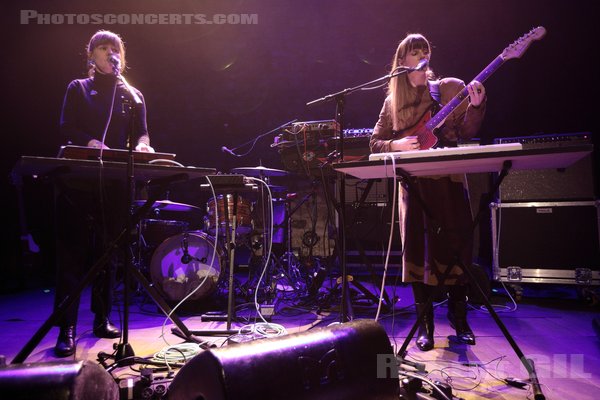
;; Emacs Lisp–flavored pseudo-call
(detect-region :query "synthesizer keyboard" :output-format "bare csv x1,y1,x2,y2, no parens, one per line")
369,143,523,161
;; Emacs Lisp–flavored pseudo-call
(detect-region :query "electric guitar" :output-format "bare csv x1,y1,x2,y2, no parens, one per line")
412,26,547,149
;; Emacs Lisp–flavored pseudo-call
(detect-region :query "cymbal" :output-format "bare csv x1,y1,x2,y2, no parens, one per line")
230,165,289,177
133,200,200,213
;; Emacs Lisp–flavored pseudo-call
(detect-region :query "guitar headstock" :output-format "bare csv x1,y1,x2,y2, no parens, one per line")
502,26,547,60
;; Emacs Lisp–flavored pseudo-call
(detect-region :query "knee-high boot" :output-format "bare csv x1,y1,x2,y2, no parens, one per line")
447,285,476,345
412,283,435,351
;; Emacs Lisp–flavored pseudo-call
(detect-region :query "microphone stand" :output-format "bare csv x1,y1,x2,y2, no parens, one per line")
306,67,413,322
114,71,144,362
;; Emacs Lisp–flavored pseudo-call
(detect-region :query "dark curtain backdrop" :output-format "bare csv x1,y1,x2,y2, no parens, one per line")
2,0,597,290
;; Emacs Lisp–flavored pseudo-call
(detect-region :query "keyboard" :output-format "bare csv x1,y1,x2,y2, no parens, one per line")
368,143,523,161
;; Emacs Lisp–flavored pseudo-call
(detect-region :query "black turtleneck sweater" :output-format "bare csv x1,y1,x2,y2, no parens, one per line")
60,72,150,149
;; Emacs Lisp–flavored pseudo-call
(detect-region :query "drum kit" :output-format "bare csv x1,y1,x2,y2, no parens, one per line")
133,165,314,306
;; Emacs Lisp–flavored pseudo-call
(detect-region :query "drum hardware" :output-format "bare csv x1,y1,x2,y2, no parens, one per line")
239,177,314,304
269,190,320,297
248,183,331,300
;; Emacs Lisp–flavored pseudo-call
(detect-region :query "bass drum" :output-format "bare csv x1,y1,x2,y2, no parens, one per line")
150,231,223,303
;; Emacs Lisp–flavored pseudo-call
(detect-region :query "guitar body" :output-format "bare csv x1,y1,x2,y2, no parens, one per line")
399,111,439,150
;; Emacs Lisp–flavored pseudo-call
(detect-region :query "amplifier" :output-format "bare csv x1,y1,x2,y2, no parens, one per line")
494,132,596,201
337,177,391,204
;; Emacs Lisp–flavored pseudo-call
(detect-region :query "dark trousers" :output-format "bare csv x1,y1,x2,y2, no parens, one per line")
53,178,126,327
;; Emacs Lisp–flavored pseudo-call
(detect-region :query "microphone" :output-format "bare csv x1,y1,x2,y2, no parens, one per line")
108,55,121,74
409,58,428,71
221,146,237,156
181,233,192,264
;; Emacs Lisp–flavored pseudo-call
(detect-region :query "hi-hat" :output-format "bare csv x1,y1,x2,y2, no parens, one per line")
230,165,289,177
133,200,199,212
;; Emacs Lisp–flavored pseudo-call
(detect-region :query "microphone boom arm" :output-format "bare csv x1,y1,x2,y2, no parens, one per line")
306,68,412,107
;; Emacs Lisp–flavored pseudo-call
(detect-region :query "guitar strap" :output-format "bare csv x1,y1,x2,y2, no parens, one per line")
426,80,444,148
427,80,442,114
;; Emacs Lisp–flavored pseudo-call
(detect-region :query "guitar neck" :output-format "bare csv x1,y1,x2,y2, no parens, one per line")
426,54,505,130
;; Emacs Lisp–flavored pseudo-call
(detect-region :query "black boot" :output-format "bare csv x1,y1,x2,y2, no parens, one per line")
412,283,435,351
447,285,476,345
54,325,76,357
93,316,121,339
415,302,435,351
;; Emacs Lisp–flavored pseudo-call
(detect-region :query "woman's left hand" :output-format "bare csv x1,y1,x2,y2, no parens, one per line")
467,80,485,107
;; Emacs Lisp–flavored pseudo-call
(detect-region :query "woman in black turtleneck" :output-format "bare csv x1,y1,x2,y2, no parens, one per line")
54,30,154,358
60,31,152,151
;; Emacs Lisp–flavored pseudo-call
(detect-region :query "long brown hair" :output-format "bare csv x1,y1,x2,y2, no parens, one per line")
86,30,126,77
388,33,434,130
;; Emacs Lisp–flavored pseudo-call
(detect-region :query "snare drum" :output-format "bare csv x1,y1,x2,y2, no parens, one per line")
205,194,253,236
150,231,223,302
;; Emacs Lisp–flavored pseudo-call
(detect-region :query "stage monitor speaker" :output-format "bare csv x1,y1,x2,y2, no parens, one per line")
168,319,399,400
0,360,119,400
495,132,596,201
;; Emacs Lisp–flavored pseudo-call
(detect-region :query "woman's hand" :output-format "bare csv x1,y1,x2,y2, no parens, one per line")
135,143,155,153
87,139,109,149
467,80,486,107
390,135,420,151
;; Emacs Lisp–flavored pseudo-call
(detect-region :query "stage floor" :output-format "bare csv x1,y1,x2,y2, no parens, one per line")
1,273,599,400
